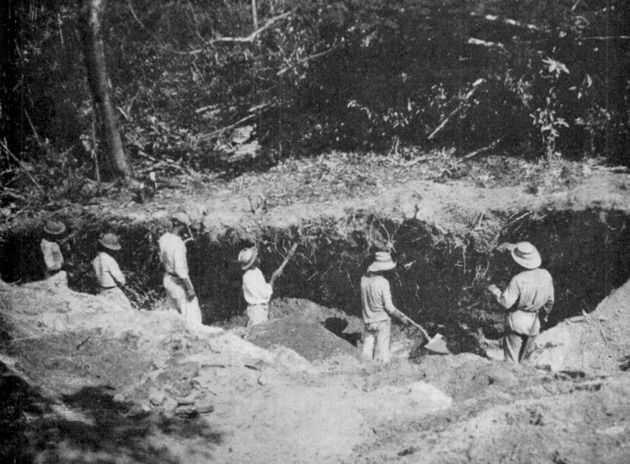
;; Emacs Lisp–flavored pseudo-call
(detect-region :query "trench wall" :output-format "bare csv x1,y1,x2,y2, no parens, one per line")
1,208,629,351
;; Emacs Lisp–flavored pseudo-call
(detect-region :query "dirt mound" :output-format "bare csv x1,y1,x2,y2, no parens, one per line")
246,317,362,362
6,268,630,464
532,277,630,373
390,376,630,464
271,297,364,331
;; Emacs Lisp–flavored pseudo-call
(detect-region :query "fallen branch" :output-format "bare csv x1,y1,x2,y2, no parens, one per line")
467,37,508,52
211,11,293,44
0,139,45,194
75,336,91,350
277,45,341,76
127,0,167,48
428,80,484,140
470,12,547,32
25,111,50,154
197,113,258,142
581,36,630,41
0,186,27,201
462,137,503,160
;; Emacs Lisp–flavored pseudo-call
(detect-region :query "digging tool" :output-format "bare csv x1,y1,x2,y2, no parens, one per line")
270,242,298,287
397,311,451,355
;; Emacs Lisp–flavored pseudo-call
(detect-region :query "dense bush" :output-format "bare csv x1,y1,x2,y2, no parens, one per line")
2,0,629,185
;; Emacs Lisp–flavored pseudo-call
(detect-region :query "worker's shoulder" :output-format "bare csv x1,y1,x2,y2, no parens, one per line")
158,232,182,246
516,267,553,282
361,273,390,286
100,252,119,266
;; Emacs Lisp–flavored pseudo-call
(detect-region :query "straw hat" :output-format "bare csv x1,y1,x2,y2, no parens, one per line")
368,251,396,273
98,233,122,251
171,211,191,227
511,241,541,269
238,247,258,270
43,220,66,236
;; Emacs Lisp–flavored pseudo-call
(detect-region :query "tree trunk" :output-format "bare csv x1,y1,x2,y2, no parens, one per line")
78,0,133,180
0,0,22,159
251,0,258,30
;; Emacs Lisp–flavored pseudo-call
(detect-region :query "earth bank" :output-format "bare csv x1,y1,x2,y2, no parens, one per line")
2,166,630,463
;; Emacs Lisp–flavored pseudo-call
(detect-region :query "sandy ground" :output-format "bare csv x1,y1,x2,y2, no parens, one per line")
3,163,630,463
2,268,630,464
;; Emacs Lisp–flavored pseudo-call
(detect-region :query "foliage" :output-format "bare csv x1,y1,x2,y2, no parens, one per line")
2,0,630,190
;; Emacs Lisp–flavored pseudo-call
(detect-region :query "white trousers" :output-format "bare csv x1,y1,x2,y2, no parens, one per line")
504,311,539,364
163,273,202,325
246,304,269,327
363,319,392,363
99,287,132,311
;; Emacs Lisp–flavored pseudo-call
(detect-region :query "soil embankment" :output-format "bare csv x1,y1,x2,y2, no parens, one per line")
2,163,630,463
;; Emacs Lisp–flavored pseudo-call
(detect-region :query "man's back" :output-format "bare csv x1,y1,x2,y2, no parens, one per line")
361,273,396,324
159,232,188,277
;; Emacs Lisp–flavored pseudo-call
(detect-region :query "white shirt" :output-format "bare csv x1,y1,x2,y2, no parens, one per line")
92,252,126,288
361,274,399,324
158,232,189,279
41,238,64,272
496,268,554,335
242,268,273,305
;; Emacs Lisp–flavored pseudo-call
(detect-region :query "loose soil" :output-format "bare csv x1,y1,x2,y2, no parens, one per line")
2,155,630,463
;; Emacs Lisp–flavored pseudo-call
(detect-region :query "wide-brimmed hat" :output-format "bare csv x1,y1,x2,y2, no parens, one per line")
98,233,121,251
171,211,191,227
43,220,66,236
511,241,541,269
238,247,258,270
368,251,396,273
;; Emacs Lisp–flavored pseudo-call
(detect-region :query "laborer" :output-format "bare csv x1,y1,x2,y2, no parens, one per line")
158,212,202,325
92,232,132,310
238,246,282,326
487,241,554,364
360,251,409,363
40,220,66,278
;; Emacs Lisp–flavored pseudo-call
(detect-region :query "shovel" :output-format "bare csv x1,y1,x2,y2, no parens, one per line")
398,311,451,355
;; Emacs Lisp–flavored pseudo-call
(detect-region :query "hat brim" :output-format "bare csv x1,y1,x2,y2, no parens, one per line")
511,249,541,269
44,225,66,235
99,239,121,251
368,261,396,273
240,249,258,270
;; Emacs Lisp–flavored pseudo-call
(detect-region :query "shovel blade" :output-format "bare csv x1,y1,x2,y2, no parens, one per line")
424,333,450,355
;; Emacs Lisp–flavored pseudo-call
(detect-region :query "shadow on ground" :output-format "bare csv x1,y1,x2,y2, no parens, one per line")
0,362,222,464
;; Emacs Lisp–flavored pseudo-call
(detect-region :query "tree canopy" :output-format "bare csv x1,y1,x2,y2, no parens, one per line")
1,0,629,187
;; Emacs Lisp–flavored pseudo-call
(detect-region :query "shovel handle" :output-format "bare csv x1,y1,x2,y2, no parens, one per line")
274,243,298,275
398,312,431,340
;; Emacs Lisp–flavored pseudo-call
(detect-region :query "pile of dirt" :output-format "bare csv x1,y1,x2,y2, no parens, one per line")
0,274,458,463
5,263,630,464
246,317,362,362
532,276,630,373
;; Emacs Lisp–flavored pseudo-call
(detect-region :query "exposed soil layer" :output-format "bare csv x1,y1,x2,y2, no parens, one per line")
2,273,630,464
3,206,630,355
246,318,362,362
3,165,630,463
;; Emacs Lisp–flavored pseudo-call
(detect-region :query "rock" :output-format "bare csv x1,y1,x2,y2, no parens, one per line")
149,389,166,406
175,390,200,405
596,425,625,436
195,397,214,415
163,396,178,412
151,210,169,220
273,346,312,372
406,381,453,412
126,403,152,418
175,405,198,419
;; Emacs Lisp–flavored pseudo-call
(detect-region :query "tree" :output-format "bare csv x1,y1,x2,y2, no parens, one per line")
78,0,133,180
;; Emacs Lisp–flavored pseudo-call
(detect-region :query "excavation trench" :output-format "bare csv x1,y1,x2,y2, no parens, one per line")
2,208,630,356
